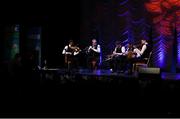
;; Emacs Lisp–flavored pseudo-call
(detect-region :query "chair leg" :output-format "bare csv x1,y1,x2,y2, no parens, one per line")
133,63,136,72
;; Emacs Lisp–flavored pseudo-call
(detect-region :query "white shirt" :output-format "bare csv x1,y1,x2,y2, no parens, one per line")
133,43,148,58
88,45,101,53
125,48,131,55
140,43,147,55
62,45,72,55
113,46,126,55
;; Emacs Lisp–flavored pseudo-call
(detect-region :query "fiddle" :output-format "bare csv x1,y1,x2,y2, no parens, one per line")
127,51,136,59
69,45,81,52
125,43,138,59
69,45,82,56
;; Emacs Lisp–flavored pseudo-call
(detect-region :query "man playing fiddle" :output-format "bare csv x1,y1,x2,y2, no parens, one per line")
126,39,151,74
62,40,81,69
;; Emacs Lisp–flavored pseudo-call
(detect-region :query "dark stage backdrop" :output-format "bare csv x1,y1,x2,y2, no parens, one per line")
0,0,81,68
0,0,179,72
80,0,180,72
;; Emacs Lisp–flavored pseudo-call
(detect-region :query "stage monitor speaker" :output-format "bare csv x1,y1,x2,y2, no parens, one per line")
138,67,161,79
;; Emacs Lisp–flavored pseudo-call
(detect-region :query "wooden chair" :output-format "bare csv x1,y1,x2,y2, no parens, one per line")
133,51,152,72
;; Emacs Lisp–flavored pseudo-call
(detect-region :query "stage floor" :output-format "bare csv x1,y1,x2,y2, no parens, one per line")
161,72,180,80
40,68,180,80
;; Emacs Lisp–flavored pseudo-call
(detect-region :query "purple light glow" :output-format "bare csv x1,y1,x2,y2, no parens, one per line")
119,0,129,6
177,31,180,68
153,35,166,68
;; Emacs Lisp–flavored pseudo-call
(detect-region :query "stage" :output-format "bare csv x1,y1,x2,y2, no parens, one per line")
39,68,180,80
0,0,179,117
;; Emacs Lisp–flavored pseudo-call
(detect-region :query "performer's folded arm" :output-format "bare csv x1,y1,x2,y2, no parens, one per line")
91,45,101,53
140,45,147,55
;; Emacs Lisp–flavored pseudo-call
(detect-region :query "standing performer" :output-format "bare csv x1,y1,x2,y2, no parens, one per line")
87,39,101,70
62,40,81,70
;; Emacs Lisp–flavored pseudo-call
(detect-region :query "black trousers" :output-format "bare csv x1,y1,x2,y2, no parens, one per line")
109,55,126,71
126,57,146,73
87,56,100,70
73,55,80,69
64,55,80,70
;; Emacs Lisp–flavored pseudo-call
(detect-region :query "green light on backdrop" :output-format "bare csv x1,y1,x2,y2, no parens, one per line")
4,25,20,61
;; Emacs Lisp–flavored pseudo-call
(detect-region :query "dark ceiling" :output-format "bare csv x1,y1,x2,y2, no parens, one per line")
0,0,80,25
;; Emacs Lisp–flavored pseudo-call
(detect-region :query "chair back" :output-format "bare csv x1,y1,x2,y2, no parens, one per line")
146,51,152,66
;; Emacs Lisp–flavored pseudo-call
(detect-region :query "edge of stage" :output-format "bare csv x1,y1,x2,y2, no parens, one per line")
38,68,180,81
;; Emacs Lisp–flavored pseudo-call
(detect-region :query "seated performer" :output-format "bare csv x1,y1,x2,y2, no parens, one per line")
127,39,150,74
109,41,126,72
125,43,134,57
87,39,101,70
133,39,150,59
62,40,81,70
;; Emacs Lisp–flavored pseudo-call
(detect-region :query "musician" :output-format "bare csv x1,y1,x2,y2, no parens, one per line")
133,39,149,59
109,41,126,72
126,39,150,74
87,39,101,70
62,40,81,69
125,43,134,54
